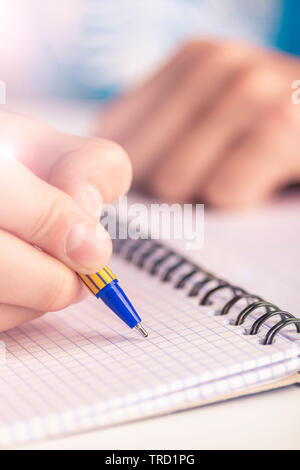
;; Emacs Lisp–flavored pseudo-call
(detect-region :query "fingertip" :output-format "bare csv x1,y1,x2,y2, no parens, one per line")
48,138,133,211
93,139,133,199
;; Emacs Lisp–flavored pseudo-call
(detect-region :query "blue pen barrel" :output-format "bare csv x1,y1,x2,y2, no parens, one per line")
77,268,146,334
96,280,141,328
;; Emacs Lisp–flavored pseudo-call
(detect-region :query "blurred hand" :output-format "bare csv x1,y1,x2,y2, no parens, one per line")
99,39,300,208
0,112,131,331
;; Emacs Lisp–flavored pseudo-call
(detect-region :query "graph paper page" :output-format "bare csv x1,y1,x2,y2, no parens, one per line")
0,253,299,446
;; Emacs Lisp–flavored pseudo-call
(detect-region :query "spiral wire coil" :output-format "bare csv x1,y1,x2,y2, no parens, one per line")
113,237,300,345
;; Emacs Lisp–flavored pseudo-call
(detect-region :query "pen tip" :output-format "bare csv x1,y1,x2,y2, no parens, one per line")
134,323,148,338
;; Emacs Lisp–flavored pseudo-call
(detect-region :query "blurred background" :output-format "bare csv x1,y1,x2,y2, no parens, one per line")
1,1,300,450
1,0,299,100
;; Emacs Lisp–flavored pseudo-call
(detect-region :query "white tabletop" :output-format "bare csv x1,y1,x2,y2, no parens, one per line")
7,99,300,450
18,387,299,450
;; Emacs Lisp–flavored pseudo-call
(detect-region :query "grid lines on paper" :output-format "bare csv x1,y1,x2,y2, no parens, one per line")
0,254,298,445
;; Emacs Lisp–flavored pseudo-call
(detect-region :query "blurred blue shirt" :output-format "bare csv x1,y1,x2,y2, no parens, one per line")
45,0,299,99
278,0,300,56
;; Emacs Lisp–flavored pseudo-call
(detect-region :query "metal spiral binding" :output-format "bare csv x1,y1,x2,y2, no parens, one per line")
112,237,300,345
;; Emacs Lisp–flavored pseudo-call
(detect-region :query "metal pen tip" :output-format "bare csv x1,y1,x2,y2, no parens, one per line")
134,323,148,338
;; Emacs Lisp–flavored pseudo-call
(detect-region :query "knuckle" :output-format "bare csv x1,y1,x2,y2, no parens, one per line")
231,65,281,102
152,174,188,202
180,38,202,55
206,41,243,66
201,43,224,64
209,43,230,61
205,184,252,209
257,104,292,143
180,40,227,66
232,66,265,98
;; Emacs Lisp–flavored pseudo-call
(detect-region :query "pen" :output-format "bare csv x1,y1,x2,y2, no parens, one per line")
77,266,148,338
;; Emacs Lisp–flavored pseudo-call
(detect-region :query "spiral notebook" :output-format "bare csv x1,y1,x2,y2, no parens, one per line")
0,237,300,446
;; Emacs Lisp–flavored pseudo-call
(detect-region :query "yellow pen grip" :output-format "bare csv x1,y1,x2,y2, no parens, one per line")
78,266,117,296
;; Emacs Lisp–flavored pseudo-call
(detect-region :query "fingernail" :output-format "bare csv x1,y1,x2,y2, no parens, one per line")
81,185,103,220
65,222,111,271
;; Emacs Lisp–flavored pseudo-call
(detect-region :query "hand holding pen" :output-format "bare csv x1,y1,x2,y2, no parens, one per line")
0,111,132,332
78,267,148,337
